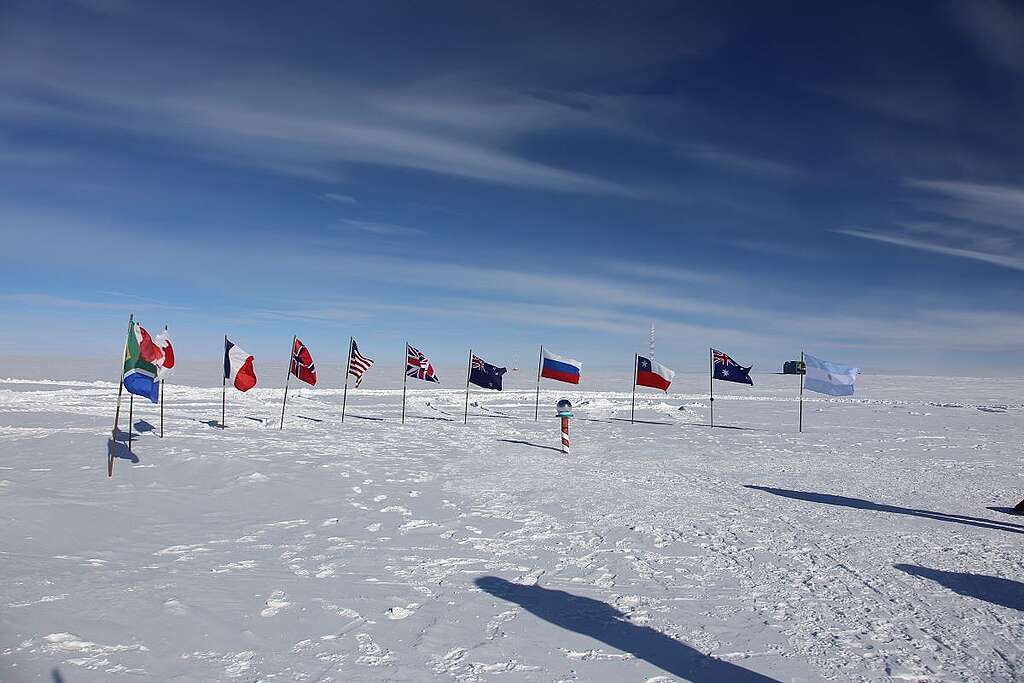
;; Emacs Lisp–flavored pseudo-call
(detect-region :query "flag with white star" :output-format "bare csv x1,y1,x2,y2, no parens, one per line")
636,354,675,392
712,349,753,385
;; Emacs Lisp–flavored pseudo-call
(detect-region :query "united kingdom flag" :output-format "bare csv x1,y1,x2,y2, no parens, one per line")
406,343,440,383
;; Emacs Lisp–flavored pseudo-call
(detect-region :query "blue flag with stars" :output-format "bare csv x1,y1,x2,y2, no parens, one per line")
469,354,506,391
712,348,753,385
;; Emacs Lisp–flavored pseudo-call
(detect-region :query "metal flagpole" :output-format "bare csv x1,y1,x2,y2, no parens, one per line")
401,341,409,424
128,393,134,452
798,350,805,433
160,325,167,438
110,314,132,477
341,337,352,423
534,345,543,421
709,347,714,428
630,353,637,424
280,335,295,430
221,336,227,429
464,349,472,424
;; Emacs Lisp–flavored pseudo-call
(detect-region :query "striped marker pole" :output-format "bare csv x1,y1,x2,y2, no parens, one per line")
560,416,570,454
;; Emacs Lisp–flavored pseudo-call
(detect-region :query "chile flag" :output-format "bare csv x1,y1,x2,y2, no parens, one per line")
635,355,674,392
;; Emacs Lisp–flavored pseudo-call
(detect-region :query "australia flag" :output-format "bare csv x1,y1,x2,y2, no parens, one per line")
712,348,753,385
469,354,506,391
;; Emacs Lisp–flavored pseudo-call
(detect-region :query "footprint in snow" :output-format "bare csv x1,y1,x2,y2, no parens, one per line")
385,603,420,619
260,591,290,617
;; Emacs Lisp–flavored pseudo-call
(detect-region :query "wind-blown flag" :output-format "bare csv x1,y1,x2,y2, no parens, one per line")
123,320,164,403
289,337,317,386
406,343,440,383
348,339,374,387
712,349,753,385
470,355,506,390
224,338,257,392
635,355,674,392
803,354,858,396
541,349,582,384
154,326,175,380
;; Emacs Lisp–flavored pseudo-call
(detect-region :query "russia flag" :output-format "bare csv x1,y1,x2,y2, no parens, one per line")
541,349,582,385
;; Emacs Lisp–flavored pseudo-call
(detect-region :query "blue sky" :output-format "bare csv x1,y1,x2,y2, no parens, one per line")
2,0,1024,376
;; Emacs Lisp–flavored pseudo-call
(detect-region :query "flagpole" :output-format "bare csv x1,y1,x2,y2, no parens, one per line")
341,337,352,423
464,349,472,424
709,347,714,429
280,335,294,430
534,345,543,421
160,325,167,438
128,393,134,452
630,353,637,424
221,335,227,429
401,341,408,424
110,314,132,477
798,350,805,433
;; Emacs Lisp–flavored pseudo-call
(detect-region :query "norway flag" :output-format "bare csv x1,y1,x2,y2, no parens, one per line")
541,349,582,385
224,337,257,392
289,337,317,386
635,355,674,392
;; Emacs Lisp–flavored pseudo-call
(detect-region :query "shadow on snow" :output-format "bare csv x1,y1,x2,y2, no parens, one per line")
895,564,1024,611
475,577,779,682
745,486,1024,534
497,438,563,454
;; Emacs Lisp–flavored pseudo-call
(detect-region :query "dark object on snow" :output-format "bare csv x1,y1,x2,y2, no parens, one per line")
475,576,779,681
1014,499,1024,515
895,564,1024,611
783,360,805,374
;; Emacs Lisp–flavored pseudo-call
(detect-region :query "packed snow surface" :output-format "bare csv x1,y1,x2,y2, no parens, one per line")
0,374,1022,682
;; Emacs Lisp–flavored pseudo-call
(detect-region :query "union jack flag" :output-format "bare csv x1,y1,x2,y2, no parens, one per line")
406,343,440,383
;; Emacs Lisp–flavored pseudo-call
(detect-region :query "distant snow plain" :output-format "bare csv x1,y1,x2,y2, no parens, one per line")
1,367,1021,682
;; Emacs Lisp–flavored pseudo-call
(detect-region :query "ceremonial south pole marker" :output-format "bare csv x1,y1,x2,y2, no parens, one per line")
556,399,573,454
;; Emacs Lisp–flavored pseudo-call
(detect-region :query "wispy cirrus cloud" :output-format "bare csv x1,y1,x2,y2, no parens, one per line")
834,228,1024,271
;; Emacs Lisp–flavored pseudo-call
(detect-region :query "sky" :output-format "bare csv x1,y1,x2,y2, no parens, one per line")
1,0,1024,378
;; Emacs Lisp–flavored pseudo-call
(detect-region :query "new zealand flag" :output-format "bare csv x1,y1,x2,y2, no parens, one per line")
469,355,506,391
712,348,753,385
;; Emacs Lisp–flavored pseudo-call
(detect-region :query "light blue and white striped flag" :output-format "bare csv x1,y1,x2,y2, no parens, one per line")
804,354,859,396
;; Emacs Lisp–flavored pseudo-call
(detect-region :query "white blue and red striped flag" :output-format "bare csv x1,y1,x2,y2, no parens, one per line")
541,349,582,385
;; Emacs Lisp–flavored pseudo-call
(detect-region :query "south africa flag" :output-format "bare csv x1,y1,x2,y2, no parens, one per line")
123,319,163,403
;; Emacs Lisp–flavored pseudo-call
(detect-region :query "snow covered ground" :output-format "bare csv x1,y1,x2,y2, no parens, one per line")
1,372,1022,682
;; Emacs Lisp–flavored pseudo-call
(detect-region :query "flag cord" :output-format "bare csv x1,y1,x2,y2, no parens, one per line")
401,341,408,424
110,313,132,478
534,345,543,421
630,353,637,424
709,347,714,429
341,337,352,423
280,335,294,430
128,394,133,452
798,350,805,432
464,349,472,424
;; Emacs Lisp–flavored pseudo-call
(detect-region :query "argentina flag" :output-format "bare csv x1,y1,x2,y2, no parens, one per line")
803,354,859,396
